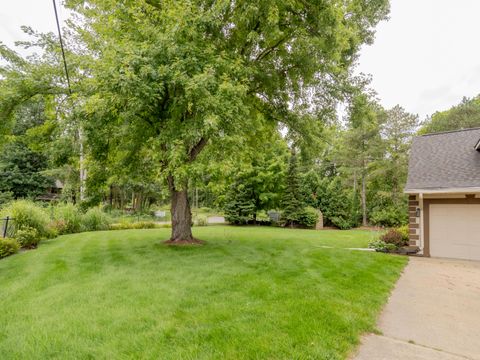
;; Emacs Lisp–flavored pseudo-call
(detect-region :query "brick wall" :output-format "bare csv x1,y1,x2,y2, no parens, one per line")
408,195,420,247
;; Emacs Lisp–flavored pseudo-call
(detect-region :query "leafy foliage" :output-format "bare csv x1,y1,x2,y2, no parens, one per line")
0,0,390,240
379,228,408,248
368,239,397,253
0,142,53,199
53,203,83,235
297,207,319,228
0,200,50,238
81,208,112,232
109,221,158,231
420,96,480,134
0,191,13,207
224,132,287,224
0,238,20,259
370,205,407,227
14,226,40,248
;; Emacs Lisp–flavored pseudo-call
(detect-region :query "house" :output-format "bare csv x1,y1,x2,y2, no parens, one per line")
36,180,64,202
405,128,480,260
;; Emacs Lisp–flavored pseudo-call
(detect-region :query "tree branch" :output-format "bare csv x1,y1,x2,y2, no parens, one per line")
255,35,291,62
188,138,208,162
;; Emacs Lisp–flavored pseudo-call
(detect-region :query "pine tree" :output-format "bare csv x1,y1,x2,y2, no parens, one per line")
282,151,304,226
224,180,256,225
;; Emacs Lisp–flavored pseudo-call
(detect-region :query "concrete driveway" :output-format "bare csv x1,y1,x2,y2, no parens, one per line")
353,257,480,360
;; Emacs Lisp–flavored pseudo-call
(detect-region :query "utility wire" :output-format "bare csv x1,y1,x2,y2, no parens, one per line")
52,0,72,95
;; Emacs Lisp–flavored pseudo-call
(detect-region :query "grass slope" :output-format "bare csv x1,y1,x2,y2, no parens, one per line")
0,226,406,359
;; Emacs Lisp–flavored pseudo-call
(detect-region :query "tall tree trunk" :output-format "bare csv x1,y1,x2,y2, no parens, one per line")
79,128,87,201
361,171,367,226
353,170,357,194
109,185,113,207
168,176,194,242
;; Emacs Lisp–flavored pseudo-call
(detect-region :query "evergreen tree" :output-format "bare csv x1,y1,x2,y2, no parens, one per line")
224,179,256,225
282,151,304,226
0,142,53,199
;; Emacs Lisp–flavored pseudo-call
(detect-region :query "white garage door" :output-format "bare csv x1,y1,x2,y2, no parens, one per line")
430,204,480,261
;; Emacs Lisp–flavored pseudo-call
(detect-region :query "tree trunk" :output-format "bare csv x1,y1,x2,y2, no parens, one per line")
109,185,113,207
79,128,87,201
168,176,194,242
361,172,367,227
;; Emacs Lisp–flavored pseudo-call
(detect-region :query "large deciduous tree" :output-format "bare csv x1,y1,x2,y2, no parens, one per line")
1,0,389,243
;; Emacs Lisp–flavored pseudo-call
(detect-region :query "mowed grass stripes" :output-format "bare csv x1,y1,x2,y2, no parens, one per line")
0,226,406,359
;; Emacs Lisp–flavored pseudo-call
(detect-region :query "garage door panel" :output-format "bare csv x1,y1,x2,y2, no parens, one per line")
430,204,480,261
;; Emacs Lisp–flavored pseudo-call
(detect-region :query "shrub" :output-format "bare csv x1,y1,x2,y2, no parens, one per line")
297,207,319,228
109,221,157,231
0,238,20,259
330,216,354,230
397,225,410,243
53,203,82,234
15,227,40,248
45,223,59,239
0,200,49,238
368,240,397,253
380,228,408,248
82,208,111,232
370,206,408,228
195,215,208,227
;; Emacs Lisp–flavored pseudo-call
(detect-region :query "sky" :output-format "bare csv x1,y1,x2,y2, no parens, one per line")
1,0,480,120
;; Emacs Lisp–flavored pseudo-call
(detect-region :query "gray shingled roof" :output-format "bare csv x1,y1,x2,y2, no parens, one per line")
405,128,480,191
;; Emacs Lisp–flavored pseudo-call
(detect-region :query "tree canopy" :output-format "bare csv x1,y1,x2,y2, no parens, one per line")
420,96,480,134
0,0,390,242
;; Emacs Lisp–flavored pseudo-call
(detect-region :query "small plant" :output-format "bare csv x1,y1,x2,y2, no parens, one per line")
368,240,397,253
0,238,20,259
380,228,408,248
15,227,41,248
396,225,410,243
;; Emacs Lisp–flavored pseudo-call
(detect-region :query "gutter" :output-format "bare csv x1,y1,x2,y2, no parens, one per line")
404,187,480,194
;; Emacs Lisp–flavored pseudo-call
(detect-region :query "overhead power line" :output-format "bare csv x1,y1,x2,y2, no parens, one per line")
52,0,72,95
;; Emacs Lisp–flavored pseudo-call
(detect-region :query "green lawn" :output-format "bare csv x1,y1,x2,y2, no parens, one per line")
0,226,406,359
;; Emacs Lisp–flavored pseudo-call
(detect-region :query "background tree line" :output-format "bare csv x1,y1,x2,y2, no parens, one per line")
2,82,480,228
2,1,480,233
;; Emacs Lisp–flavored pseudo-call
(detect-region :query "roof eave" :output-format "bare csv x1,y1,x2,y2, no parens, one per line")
404,187,480,194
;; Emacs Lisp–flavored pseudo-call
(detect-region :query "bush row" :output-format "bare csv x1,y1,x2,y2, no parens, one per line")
0,200,115,259
1,200,204,260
